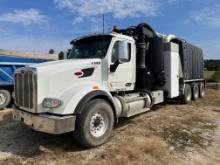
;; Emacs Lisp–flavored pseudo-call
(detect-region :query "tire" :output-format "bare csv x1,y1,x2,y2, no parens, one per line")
0,89,11,110
73,99,114,147
198,82,205,98
181,84,192,104
191,83,199,100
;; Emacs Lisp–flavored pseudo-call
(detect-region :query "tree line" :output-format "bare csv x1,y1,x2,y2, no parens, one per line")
204,60,220,71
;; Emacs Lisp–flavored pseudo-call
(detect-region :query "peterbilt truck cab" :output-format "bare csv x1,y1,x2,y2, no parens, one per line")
13,23,205,147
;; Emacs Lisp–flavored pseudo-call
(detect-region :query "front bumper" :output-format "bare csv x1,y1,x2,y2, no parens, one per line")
13,106,76,134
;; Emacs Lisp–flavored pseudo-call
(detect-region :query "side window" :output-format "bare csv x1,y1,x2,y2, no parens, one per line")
112,41,119,63
111,41,131,63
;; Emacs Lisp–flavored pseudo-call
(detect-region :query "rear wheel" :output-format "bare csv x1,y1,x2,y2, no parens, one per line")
0,89,11,110
192,83,199,100
181,84,192,104
198,82,205,98
74,99,114,147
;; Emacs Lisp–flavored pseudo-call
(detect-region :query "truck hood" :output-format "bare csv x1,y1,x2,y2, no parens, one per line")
30,59,102,112
31,58,101,71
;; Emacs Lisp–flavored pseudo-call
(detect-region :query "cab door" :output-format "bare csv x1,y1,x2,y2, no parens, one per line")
108,40,135,91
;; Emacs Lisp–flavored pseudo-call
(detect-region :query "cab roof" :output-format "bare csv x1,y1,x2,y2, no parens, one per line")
70,32,134,44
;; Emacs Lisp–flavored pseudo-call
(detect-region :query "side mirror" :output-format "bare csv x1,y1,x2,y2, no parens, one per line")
118,41,129,62
110,41,129,72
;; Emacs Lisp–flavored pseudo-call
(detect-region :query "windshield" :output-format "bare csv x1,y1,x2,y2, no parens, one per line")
68,35,112,59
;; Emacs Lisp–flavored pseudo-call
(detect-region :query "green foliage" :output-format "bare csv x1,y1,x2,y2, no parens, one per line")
204,71,215,79
161,127,203,149
206,70,220,82
212,70,220,82
48,48,55,54
204,60,220,71
201,123,217,130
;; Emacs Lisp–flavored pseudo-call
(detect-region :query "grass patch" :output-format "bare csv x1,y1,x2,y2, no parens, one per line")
201,123,218,130
205,70,220,82
161,127,203,150
204,71,216,80
106,136,171,164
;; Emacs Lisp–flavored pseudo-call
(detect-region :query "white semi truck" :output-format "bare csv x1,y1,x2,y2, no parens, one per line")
13,23,205,147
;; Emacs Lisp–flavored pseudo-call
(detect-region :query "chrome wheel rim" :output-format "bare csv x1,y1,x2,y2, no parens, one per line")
200,84,205,96
89,112,108,138
194,85,199,98
186,86,191,101
0,93,6,105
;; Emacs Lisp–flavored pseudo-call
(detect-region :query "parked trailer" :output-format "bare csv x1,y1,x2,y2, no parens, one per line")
13,23,205,147
0,55,51,109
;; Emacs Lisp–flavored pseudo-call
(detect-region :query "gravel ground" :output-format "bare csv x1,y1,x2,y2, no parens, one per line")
0,89,220,165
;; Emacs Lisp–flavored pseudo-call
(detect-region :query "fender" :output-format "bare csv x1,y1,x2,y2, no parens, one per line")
73,90,118,122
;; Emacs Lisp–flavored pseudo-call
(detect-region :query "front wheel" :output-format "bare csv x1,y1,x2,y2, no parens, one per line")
0,89,11,110
74,99,114,147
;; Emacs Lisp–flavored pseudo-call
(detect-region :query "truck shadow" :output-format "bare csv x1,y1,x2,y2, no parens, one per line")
0,119,134,157
0,121,85,157
0,106,163,157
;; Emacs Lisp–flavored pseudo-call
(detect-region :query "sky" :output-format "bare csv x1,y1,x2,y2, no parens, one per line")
0,0,219,59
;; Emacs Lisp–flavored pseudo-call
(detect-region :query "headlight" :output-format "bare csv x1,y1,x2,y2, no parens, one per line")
42,98,62,108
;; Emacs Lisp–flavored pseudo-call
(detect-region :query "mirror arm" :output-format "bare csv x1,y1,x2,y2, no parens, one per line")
110,60,120,72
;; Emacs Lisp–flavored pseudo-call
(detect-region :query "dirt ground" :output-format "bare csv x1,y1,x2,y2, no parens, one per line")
0,89,220,165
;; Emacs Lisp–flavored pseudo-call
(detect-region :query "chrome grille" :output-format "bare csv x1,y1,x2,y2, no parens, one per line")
14,68,37,112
